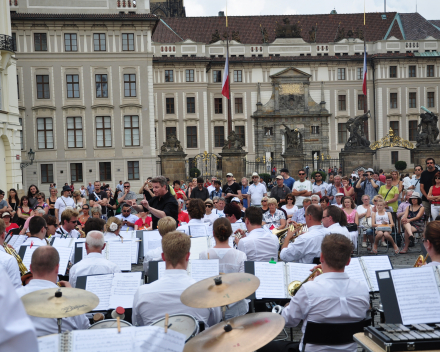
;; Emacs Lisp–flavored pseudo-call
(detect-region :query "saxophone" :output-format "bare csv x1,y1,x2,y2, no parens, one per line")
3,244,28,276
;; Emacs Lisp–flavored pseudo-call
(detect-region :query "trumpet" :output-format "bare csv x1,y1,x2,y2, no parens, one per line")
3,243,28,276
287,268,322,296
414,254,429,267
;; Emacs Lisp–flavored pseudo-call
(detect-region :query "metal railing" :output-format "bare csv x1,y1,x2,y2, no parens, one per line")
246,158,285,177
0,35,15,53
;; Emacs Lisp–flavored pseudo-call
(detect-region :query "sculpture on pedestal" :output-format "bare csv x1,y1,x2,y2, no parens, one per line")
160,133,183,153
282,124,302,151
222,131,244,150
416,107,440,147
344,111,371,150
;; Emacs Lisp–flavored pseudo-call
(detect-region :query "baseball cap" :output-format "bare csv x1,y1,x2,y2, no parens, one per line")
226,173,233,177
335,193,344,197
231,197,240,203
252,172,259,177
276,175,283,180
62,185,71,192
1,212,10,217
366,168,374,173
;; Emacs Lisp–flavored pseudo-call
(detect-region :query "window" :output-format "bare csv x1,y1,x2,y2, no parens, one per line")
41,164,53,183
165,127,176,140
19,118,23,150
186,69,194,82
338,95,346,111
166,98,175,114
428,92,435,108
235,126,245,145
389,66,397,78
408,120,418,141
12,32,16,51
214,98,223,114
234,70,242,82
165,70,174,82
408,65,416,77
67,117,83,148
265,127,273,136
36,75,50,99
186,126,197,148
356,67,363,80
213,70,222,83
390,93,398,109
187,97,195,113
95,74,108,98
214,126,225,147
99,162,112,181
338,123,347,144
235,97,243,114
409,92,417,108
357,95,364,110
122,33,134,51
70,163,83,182
427,65,434,77
94,34,106,51
34,33,47,51
124,115,140,146
37,118,54,149
96,116,112,147
64,34,77,52
390,121,399,137
66,74,80,98
124,74,136,97
311,126,320,134
337,68,346,80
128,161,140,180
391,151,398,165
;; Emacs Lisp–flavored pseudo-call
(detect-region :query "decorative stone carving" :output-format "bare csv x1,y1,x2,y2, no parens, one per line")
308,26,317,43
231,31,241,42
275,18,302,39
222,131,244,151
261,27,269,43
160,133,183,153
416,108,440,147
209,29,221,44
282,124,303,152
344,111,371,150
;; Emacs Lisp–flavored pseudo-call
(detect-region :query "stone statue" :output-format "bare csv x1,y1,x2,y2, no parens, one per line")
275,18,302,39
335,26,345,42
231,31,241,42
344,111,371,149
282,124,302,150
309,26,317,43
261,27,269,43
416,108,440,147
222,131,244,150
160,133,183,153
209,29,221,44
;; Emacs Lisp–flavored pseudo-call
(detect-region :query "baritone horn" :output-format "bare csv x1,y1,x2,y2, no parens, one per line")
288,268,322,296
413,254,429,267
3,243,28,276
275,223,308,246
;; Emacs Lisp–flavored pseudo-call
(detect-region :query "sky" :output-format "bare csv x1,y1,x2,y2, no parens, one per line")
184,0,440,20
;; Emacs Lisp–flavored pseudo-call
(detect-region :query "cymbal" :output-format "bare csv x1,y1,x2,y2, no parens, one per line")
180,273,260,308
21,287,99,318
184,312,285,352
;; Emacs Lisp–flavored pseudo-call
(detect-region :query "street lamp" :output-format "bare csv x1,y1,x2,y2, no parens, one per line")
20,148,35,169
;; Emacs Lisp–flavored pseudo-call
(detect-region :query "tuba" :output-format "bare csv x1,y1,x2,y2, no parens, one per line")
287,268,322,296
3,244,28,276
414,254,429,267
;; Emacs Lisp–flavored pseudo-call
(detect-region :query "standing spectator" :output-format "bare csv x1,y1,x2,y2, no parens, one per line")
7,189,19,222
105,189,116,218
209,180,223,200
78,205,90,227
341,176,355,203
35,193,49,215
427,171,440,220
140,177,154,202
291,169,312,207
89,181,108,219
174,180,187,201
271,166,277,177
391,170,404,202
270,175,290,205
355,168,379,205
186,178,197,199
222,173,242,204
378,175,399,212
206,177,218,195
165,178,177,199
259,177,267,191
54,186,75,223
311,172,328,198
241,177,249,209
118,182,137,213
79,185,86,198
17,196,33,227
190,177,210,201
116,180,124,193
116,204,138,231
27,184,39,210
70,183,75,192
420,158,438,220
247,173,267,208
408,165,422,195
379,169,386,183
204,179,211,189
86,182,94,197
72,191,86,212
373,172,384,188
328,175,343,204
0,190,11,216
280,168,295,191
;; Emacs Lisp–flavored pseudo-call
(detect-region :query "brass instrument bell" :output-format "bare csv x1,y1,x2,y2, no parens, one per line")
413,254,429,267
288,268,322,296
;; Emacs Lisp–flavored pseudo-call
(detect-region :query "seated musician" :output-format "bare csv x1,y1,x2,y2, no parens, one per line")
260,234,369,352
69,231,121,288
199,218,248,319
280,205,330,264
322,206,350,239
0,219,21,288
16,246,90,337
223,203,243,224
234,206,279,262
83,217,106,234
22,217,50,247
177,199,210,234
54,209,80,238
291,198,311,224
423,221,440,266
142,216,177,274
103,217,123,241
132,231,221,327
262,198,286,230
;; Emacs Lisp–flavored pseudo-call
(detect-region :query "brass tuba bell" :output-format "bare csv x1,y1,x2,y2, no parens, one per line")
288,268,322,296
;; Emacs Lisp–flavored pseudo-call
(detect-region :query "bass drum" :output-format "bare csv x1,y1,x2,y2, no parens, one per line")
88,319,132,329
150,314,199,342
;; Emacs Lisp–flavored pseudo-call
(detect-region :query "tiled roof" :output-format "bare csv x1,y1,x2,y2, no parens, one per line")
399,13,440,39
429,20,440,30
386,19,404,39
153,13,399,44
10,12,158,21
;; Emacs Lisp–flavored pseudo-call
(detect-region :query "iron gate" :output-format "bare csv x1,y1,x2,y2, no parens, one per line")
303,155,342,179
246,157,285,177
186,151,222,180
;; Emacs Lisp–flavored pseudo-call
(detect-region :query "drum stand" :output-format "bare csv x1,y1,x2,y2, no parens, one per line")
57,318,62,334
221,305,228,321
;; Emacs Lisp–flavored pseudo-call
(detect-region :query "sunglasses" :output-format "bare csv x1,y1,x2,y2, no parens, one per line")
83,207,89,210
427,162,434,165
436,177,440,180
205,205,213,208
69,220,77,224
213,202,218,204
287,198,293,201
261,200,267,202
299,173,306,175
36,198,43,200
124,186,130,188
252,177,259,179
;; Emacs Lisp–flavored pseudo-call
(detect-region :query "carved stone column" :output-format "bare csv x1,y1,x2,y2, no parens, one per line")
158,135,187,182
274,83,280,113
220,131,247,181
303,82,310,113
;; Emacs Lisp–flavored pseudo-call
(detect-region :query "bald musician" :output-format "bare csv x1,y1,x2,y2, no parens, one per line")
132,231,221,327
322,206,350,239
280,205,330,264
21,216,50,247
0,219,21,288
69,231,121,288
16,246,90,336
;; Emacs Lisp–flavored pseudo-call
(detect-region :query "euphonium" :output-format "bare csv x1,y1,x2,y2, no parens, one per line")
288,268,322,296
3,243,28,276
277,223,308,246
414,254,429,267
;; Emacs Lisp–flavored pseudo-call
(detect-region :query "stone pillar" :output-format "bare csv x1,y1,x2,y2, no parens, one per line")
219,150,247,181
339,150,375,176
159,151,187,182
274,83,280,113
412,147,440,168
282,152,305,177
303,82,309,113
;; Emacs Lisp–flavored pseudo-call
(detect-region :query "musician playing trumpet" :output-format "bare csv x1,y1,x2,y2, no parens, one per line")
280,205,330,264
423,221,440,267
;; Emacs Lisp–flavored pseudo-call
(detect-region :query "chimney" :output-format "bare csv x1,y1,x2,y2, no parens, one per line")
218,11,225,17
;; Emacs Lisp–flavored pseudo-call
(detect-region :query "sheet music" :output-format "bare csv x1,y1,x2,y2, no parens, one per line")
391,267,440,325
52,237,73,248
148,230,162,253
345,258,370,291
287,263,316,284
22,246,38,271
135,326,186,352
85,274,113,311
37,334,59,352
189,237,209,260
188,224,209,238
71,328,135,352
120,230,136,240
361,256,392,291
255,262,287,299
55,247,73,275
107,241,132,271
108,272,142,309
190,260,219,282
210,236,234,248
8,235,27,251
130,241,139,264
231,222,246,233
158,261,166,280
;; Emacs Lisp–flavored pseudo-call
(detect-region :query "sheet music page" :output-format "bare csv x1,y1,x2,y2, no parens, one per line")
37,334,59,352
148,231,162,252
22,246,38,270
210,236,234,248
188,225,208,238
345,258,370,291
52,238,73,248
287,263,316,284
135,326,186,352
189,259,219,282
71,327,136,352
130,241,139,264
10,235,27,251
55,247,73,275
189,237,209,260
108,272,142,309
255,262,287,299
120,230,136,240
391,267,440,325
231,222,246,233
85,274,113,311
158,261,166,280
361,256,392,291
107,241,132,271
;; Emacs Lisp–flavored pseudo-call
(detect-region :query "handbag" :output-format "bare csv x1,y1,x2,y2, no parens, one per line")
346,223,358,232
377,226,392,232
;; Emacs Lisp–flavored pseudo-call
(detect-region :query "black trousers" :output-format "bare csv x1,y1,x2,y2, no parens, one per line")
257,341,300,352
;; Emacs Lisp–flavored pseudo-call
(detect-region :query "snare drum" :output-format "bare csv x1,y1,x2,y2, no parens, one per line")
149,314,199,342
88,319,132,329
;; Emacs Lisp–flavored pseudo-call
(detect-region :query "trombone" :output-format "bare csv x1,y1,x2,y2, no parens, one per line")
414,254,429,267
288,268,322,296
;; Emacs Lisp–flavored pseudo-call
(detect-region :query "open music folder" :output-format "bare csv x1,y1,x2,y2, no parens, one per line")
5,234,27,251
149,259,220,283
376,265,440,325
19,245,73,276
37,326,185,352
76,272,142,311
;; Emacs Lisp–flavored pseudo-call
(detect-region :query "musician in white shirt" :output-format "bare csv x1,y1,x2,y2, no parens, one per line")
103,217,123,241
69,231,121,288
0,219,21,288
322,206,350,240
54,209,80,239
423,221,440,267
21,216,50,247
54,185,75,222
132,231,221,327
16,246,90,337
0,267,38,351
234,206,279,262
177,199,210,236
280,205,330,264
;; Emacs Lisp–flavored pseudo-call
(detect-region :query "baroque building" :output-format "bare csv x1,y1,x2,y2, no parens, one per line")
150,0,185,18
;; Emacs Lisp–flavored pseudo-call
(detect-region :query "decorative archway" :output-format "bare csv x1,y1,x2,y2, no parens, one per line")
370,128,415,151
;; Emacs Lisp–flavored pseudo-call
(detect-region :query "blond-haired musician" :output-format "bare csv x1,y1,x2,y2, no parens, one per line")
54,209,80,239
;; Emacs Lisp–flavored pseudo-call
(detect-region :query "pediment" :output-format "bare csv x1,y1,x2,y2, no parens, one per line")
270,67,311,79
182,39,196,43
387,36,399,41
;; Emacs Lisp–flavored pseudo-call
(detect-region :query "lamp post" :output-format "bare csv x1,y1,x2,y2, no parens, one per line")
20,149,35,169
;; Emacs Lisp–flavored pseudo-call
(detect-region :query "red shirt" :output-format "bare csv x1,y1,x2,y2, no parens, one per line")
174,188,184,199
6,223,19,233
135,217,152,230
178,211,189,225
379,174,386,183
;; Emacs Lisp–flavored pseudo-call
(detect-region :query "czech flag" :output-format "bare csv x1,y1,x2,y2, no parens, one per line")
221,54,230,99
362,45,367,96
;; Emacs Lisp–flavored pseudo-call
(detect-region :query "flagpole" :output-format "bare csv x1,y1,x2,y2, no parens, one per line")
226,2,232,135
